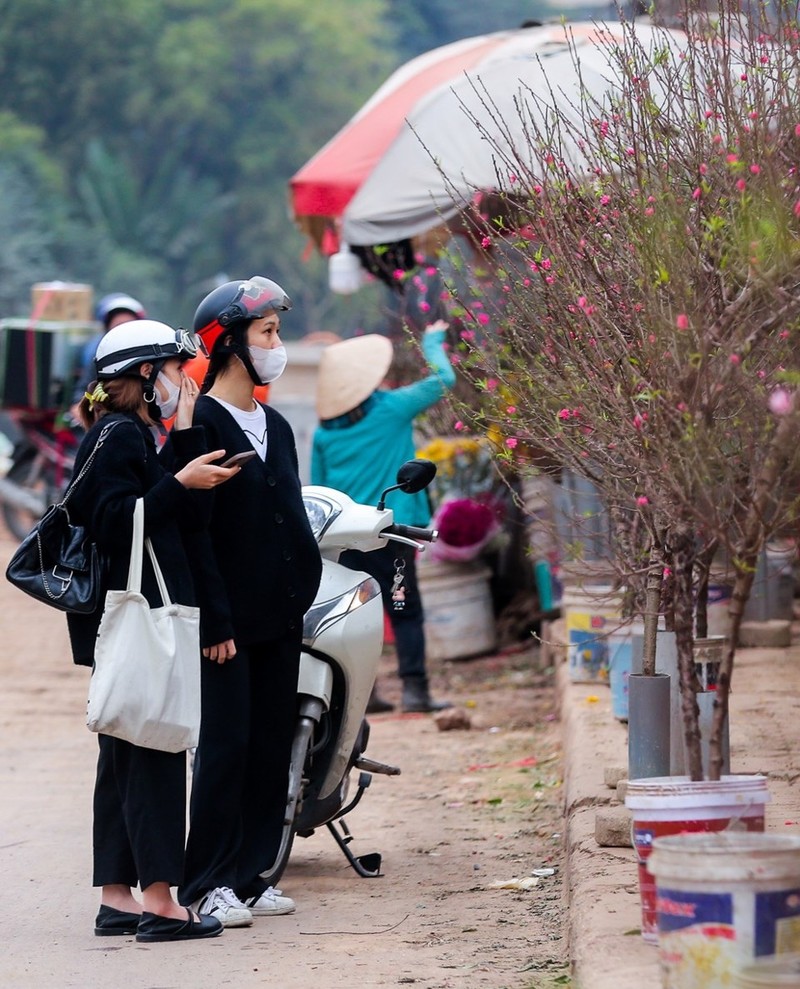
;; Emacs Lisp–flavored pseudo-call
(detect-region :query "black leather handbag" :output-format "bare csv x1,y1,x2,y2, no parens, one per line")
5,419,121,614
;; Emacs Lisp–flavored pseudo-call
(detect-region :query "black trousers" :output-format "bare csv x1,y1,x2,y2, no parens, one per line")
340,542,426,681
92,734,186,890
179,629,301,906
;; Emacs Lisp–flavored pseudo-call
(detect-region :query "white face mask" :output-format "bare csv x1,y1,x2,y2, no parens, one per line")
248,344,287,384
154,371,181,420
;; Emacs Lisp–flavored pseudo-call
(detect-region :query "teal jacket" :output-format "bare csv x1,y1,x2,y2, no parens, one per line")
310,330,455,525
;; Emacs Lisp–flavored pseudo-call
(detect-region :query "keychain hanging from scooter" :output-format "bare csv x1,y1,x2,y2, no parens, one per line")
391,558,406,611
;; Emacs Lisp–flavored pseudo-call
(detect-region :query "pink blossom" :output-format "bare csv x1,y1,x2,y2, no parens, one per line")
780,330,790,339
486,378,498,392
636,496,649,506
730,354,741,365
509,172,518,184
726,154,739,164
577,296,588,308
506,406,517,414
794,201,800,218
676,313,690,330
558,408,571,420
454,420,465,431
599,194,611,206
419,301,431,313
477,313,490,326
481,236,492,248
692,187,702,200
750,164,761,174
425,266,438,276
769,389,792,415
736,179,747,192
699,163,708,175
533,184,542,195
393,269,405,281
545,275,555,285
540,258,552,270
795,124,800,137
460,329,475,342
505,437,518,449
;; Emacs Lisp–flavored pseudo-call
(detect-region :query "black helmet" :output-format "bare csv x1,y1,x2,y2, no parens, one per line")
193,276,291,353
95,293,147,329
94,319,206,380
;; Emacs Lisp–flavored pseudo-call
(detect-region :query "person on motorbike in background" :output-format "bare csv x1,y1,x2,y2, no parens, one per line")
174,276,322,929
310,321,454,714
71,293,148,409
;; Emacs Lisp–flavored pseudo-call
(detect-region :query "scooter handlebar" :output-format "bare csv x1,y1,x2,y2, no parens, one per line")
384,523,438,543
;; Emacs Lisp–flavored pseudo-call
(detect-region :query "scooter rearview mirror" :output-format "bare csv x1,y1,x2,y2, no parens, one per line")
396,458,437,494
377,459,437,510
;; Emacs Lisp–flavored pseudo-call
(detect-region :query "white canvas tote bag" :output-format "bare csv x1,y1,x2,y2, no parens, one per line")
87,498,201,752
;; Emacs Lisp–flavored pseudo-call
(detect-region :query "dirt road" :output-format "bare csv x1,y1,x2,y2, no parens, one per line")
0,524,568,989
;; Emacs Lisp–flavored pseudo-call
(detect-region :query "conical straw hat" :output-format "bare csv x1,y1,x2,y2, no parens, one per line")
316,334,393,419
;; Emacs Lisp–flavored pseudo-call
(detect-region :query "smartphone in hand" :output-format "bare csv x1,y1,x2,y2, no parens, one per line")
219,450,258,469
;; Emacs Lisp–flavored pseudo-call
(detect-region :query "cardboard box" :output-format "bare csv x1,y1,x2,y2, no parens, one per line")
31,282,93,323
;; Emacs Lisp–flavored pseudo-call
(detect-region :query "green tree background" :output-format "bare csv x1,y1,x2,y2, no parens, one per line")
0,0,594,331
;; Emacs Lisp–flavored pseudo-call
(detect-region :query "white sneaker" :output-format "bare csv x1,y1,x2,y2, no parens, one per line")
243,886,296,916
192,886,253,928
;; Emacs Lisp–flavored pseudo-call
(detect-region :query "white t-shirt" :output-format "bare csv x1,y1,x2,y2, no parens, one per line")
209,395,268,460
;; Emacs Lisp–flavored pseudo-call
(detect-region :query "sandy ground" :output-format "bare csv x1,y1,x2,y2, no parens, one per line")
0,522,568,989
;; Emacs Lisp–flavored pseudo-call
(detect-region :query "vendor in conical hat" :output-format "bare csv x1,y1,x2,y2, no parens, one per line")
311,320,456,714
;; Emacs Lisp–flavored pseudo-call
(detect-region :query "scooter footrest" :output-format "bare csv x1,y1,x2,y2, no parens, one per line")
355,756,401,776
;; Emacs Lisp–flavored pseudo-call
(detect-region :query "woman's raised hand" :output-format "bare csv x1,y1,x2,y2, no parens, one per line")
174,370,200,431
175,450,239,489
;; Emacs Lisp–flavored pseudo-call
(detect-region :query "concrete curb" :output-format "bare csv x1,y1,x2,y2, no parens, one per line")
557,662,659,988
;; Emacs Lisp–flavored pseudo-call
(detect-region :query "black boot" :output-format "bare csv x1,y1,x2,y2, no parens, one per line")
366,686,395,714
401,676,453,714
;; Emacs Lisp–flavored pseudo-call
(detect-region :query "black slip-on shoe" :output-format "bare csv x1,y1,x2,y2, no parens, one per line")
135,910,223,943
94,904,142,937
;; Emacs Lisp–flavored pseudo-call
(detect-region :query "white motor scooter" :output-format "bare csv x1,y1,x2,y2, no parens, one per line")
258,459,438,886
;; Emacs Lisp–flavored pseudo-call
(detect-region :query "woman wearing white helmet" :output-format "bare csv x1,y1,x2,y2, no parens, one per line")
68,319,239,942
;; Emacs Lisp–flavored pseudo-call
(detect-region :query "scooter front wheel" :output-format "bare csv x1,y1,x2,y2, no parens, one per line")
258,711,318,886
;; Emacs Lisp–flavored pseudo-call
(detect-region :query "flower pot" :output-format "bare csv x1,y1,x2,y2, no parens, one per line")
733,952,800,988
624,774,770,944
608,619,645,721
418,558,496,661
649,833,800,987
653,631,730,777
563,584,621,683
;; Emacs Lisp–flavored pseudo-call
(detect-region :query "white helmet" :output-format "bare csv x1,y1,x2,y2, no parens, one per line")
93,319,206,379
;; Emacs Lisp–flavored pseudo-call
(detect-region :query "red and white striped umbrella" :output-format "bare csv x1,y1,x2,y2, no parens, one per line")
289,20,682,254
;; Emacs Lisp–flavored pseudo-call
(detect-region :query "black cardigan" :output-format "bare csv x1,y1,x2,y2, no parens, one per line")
65,413,205,666
178,396,322,649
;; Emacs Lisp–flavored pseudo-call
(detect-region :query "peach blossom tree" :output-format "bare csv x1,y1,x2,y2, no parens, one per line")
440,0,800,779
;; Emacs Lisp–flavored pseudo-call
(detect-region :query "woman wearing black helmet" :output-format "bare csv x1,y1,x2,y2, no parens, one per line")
174,277,322,928
68,318,239,942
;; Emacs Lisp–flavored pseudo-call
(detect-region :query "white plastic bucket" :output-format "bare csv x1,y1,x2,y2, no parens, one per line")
733,953,800,987
418,560,496,661
649,833,800,988
625,775,769,944
563,585,620,683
